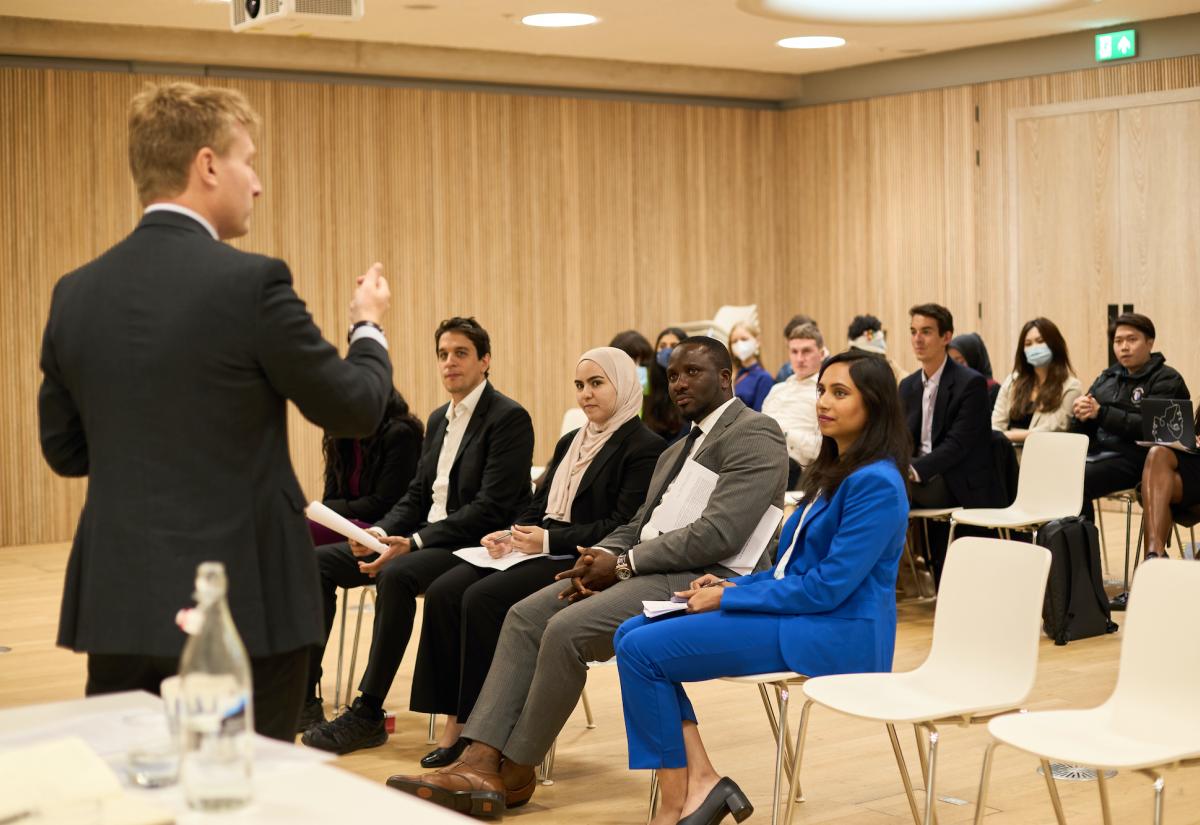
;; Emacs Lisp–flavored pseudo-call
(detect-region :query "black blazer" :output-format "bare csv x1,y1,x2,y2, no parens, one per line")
375,382,534,549
899,358,1003,508
323,420,423,524
519,417,666,555
38,211,392,658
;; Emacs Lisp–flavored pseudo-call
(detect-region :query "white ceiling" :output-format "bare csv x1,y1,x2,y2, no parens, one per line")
0,0,1197,75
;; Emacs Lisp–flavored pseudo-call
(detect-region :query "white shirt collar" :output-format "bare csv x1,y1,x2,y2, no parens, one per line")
922,356,948,387
451,378,488,419
692,397,737,436
144,203,219,241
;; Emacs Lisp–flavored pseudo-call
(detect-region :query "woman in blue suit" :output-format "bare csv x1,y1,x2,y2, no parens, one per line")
615,350,911,825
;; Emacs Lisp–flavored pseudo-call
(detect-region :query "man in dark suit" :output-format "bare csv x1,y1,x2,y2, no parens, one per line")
37,82,393,741
899,303,1002,581
301,316,535,754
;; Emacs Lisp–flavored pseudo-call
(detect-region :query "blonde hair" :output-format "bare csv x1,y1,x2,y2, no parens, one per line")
728,320,761,365
128,82,261,205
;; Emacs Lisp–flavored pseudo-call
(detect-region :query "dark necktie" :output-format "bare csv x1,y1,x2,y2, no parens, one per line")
641,425,703,527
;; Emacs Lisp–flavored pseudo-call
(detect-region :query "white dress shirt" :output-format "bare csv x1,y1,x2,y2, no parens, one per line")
761,372,821,467
919,357,947,457
412,379,488,548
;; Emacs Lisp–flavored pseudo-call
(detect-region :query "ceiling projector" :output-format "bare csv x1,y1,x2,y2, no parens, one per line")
231,0,364,33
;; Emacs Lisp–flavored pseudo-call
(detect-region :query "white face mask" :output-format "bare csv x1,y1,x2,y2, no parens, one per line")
731,338,758,363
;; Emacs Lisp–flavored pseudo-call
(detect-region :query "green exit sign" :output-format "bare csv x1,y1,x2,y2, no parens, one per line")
1095,29,1137,62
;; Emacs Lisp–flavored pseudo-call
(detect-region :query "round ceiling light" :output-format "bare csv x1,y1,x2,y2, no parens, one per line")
740,0,1095,25
521,12,600,28
777,35,846,49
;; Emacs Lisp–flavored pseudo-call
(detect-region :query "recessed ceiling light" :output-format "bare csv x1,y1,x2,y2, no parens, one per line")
521,12,599,28
777,36,846,49
742,0,1093,25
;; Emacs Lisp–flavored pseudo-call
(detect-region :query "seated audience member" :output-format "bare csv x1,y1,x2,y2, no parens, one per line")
900,304,1002,581
614,350,909,825
647,327,691,444
308,389,424,546
762,323,825,489
991,317,1081,443
729,321,774,411
847,314,905,383
386,337,788,816
300,317,534,752
948,332,1001,411
1140,419,1200,560
1072,313,1189,521
410,347,665,767
774,313,817,382
609,329,654,394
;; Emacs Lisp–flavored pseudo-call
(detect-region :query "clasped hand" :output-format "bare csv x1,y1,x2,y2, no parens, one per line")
554,548,619,603
674,573,734,614
1072,393,1101,421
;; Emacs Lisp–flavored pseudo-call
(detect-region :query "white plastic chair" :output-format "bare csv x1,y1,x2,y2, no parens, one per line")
949,432,1089,544
335,584,376,711
671,304,759,342
800,538,1051,825
904,507,959,599
975,559,1200,825
560,407,588,437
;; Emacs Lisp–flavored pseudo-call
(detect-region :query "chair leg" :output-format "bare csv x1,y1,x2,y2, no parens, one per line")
972,742,998,825
887,723,923,825
1096,765,1113,825
1038,759,1068,825
1171,523,1183,555
757,683,795,778
334,587,348,712
1096,498,1108,561
1147,770,1166,825
1120,498,1134,592
344,587,368,709
919,724,940,825
582,686,596,729
770,683,790,825
427,713,437,745
538,738,557,786
646,770,660,824
783,700,812,825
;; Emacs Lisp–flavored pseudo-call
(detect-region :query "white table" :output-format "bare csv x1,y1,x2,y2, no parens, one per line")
0,692,467,823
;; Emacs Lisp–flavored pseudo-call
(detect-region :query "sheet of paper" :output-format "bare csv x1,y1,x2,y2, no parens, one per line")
453,546,544,571
304,501,387,553
718,505,783,576
647,460,719,534
642,600,688,618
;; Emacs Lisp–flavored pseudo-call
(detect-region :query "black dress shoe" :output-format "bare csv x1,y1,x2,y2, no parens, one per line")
301,697,388,754
421,738,468,768
1109,591,1129,612
296,697,326,735
677,777,753,825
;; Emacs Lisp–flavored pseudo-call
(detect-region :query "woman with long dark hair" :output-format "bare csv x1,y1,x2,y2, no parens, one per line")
991,317,1081,443
613,350,911,825
307,388,424,545
648,326,689,443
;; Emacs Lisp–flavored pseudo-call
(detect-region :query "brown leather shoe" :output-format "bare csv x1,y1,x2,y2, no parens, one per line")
386,761,506,818
499,759,536,809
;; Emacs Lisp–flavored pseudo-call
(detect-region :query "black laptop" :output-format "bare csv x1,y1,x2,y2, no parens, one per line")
1137,398,1200,453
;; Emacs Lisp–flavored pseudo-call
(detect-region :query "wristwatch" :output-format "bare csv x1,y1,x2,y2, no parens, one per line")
615,553,634,581
348,320,384,344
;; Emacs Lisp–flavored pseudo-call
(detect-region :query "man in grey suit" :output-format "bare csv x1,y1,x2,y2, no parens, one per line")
387,336,788,817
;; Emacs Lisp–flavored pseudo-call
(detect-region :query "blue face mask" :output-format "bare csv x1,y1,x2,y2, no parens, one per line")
637,365,650,395
1024,343,1053,368
655,347,673,369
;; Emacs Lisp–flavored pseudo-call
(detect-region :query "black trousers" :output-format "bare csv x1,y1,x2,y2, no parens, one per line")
409,556,576,721
86,647,308,742
910,474,958,586
310,542,460,702
1081,451,1146,521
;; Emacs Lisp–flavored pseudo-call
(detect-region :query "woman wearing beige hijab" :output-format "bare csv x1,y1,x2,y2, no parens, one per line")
409,346,667,767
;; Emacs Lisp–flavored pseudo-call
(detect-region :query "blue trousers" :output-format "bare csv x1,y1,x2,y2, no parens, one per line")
614,611,790,770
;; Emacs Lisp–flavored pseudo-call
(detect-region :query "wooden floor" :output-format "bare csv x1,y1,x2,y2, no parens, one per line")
2,522,1197,825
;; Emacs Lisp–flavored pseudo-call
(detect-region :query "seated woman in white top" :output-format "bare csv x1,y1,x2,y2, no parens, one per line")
991,317,1082,443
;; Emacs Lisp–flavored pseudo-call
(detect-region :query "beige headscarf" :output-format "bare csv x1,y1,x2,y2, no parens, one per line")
543,347,643,523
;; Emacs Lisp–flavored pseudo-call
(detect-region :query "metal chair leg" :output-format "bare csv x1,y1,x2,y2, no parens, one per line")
919,724,940,825
334,587,348,712
1171,523,1183,554
582,686,596,729
538,738,557,786
887,723,923,825
972,742,998,825
1096,765,1113,825
646,770,660,824
344,587,369,709
1149,771,1165,825
427,713,437,745
1039,759,1068,825
757,683,795,777
783,700,812,825
770,683,789,825
1096,497,1108,561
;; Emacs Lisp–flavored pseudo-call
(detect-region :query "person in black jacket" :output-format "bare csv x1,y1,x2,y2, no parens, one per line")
37,82,393,741
301,317,534,753
308,389,424,545
1072,313,1190,521
409,346,665,768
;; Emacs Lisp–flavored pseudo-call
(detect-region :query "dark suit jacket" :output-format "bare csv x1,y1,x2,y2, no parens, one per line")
899,358,1003,508
375,382,534,549
519,418,665,555
38,210,392,658
322,420,423,524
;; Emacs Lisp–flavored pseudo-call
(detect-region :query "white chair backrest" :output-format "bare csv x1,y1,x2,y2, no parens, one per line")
710,304,759,340
1109,560,1200,740
560,407,588,438
916,538,1051,704
1012,431,1089,520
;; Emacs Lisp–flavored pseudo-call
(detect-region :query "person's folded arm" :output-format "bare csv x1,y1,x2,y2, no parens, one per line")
721,470,907,615
912,373,989,481
1033,384,1081,433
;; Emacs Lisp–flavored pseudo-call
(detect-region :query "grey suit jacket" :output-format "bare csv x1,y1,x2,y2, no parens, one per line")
599,398,788,577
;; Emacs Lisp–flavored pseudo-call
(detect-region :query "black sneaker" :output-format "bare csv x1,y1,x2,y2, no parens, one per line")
296,697,326,735
301,698,388,754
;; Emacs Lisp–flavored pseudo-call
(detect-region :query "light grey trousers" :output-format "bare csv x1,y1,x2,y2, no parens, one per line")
461,570,695,765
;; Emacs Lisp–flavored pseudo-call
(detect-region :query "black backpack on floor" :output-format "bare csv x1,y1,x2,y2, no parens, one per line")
1037,517,1119,645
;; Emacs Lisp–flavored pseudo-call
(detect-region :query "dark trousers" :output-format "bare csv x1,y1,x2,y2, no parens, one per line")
1081,452,1145,521
309,542,460,702
86,647,309,742
409,556,576,721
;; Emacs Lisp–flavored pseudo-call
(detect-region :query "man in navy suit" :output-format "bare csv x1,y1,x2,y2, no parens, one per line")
898,303,1002,582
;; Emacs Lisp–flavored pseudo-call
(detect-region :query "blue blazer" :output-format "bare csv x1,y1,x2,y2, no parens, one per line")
734,363,774,412
721,459,909,676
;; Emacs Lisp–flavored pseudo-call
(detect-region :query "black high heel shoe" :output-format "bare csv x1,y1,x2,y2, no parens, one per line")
420,737,468,768
677,777,754,825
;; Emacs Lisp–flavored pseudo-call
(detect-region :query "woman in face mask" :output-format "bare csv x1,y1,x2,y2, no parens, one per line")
991,317,1082,443
728,320,774,412
648,327,690,444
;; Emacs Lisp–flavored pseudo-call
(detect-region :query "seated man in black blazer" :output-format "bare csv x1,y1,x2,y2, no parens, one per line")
302,316,535,754
900,303,1003,582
